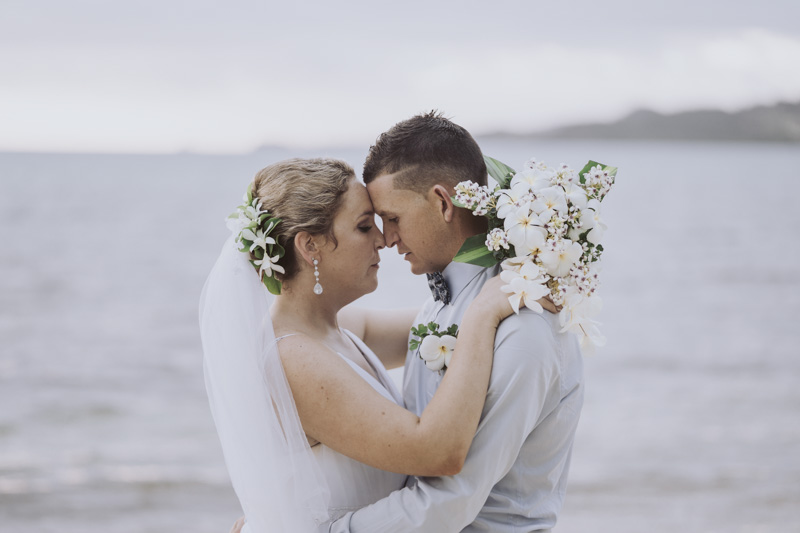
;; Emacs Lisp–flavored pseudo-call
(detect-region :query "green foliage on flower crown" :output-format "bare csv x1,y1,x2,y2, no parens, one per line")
408,322,459,351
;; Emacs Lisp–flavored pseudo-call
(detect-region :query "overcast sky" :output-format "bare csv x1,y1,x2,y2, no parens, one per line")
2,0,799,153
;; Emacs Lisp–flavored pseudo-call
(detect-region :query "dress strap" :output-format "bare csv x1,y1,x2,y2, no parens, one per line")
275,333,298,342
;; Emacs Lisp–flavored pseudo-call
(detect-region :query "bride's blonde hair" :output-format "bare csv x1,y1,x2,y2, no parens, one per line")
251,158,354,280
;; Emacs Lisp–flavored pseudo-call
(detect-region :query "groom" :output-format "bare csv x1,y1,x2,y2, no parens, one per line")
328,111,585,532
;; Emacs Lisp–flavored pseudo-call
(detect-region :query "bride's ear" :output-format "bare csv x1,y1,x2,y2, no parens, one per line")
430,184,456,223
293,231,320,266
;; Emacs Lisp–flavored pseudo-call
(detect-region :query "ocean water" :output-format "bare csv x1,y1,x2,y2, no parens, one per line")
1,140,799,532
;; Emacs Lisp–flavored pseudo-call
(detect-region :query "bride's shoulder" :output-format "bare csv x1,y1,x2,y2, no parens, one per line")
274,334,348,378
275,333,327,361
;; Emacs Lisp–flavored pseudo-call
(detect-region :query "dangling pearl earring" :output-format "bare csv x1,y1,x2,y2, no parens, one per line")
313,258,323,295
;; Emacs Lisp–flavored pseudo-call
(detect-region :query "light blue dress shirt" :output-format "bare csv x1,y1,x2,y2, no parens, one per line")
328,261,584,532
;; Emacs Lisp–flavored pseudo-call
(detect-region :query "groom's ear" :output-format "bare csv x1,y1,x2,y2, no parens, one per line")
430,184,456,223
294,231,319,266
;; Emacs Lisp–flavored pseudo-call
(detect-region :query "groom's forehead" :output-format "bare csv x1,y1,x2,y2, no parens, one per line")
367,172,425,211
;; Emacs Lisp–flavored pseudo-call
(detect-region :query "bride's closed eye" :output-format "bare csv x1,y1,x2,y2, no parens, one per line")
358,225,373,233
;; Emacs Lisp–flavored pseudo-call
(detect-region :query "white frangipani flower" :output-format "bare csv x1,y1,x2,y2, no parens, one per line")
504,204,546,252
500,273,550,314
511,168,552,192
419,334,457,371
564,182,588,211
500,260,548,284
539,238,583,278
495,182,532,220
559,290,605,353
517,228,547,257
531,186,568,220
585,199,607,245
500,256,531,274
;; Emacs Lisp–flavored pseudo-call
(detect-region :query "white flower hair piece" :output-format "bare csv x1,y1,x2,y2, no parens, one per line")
227,183,286,295
451,155,617,352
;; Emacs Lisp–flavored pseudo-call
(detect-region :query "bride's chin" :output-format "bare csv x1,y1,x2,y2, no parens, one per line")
364,278,379,294
363,276,379,295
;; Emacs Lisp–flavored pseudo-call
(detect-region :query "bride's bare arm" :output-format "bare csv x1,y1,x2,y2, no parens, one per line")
337,307,418,370
280,277,511,477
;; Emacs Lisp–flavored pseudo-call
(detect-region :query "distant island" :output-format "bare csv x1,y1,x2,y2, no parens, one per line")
481,101,800,143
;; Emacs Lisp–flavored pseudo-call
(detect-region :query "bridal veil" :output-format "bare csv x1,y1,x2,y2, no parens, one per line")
199,238,331,532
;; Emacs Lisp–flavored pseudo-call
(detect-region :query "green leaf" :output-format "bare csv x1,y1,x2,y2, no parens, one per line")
453,233,499,268
269,243,286,259
483,155,516,188
451,195,468,209
578,160,618,184
445,324,459,336
263,273,282,295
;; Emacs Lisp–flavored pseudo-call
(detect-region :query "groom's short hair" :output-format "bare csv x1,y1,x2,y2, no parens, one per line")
363,110,487,195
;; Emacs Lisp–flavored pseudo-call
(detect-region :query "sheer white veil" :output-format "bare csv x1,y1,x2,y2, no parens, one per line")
199,237,330,532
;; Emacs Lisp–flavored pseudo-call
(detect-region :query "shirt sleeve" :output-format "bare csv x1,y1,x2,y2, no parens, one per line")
326,310,562,533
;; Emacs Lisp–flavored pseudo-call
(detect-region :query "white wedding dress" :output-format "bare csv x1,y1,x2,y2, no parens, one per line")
201,239,407,532
306,330,408,522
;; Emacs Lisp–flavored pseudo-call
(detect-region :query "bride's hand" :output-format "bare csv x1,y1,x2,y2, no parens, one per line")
539,295,560,314
471,276,561,325
470,275,515,325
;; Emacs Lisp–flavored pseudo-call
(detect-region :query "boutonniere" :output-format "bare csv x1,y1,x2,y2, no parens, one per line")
409,322,459,372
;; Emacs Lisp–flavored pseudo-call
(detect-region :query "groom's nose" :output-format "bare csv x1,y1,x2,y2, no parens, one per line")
383,227,400,248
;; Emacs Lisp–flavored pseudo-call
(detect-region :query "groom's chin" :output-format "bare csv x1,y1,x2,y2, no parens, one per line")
408,263,430,276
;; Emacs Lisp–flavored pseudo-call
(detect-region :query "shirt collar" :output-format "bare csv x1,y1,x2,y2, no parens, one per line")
441,261,487,303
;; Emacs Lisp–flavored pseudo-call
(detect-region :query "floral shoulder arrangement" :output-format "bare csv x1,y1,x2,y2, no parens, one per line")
453,155,617,352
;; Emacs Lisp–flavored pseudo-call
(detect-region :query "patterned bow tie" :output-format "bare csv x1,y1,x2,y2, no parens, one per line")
426,271,451,305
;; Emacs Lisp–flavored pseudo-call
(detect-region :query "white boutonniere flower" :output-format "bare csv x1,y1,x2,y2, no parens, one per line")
409,322,459,372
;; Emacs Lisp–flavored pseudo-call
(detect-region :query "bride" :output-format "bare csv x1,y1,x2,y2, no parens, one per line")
200,158,530,532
